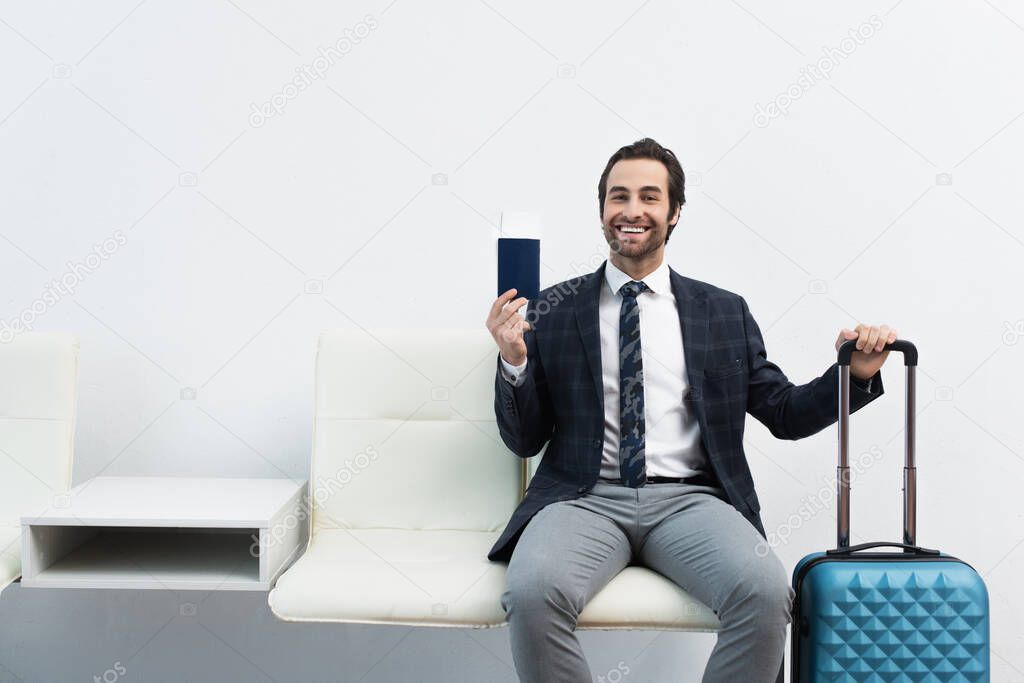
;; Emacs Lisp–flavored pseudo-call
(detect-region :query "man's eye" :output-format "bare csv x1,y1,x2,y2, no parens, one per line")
645,196,656,201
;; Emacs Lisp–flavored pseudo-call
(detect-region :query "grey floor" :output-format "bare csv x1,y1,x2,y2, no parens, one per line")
0,582,717,682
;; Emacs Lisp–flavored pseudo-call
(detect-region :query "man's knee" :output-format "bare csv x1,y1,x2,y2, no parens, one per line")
750,565,795,627
719,554,794,627
502,564,585,622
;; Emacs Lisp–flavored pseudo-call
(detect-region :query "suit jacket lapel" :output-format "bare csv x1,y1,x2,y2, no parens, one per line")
575,261,606,416
669,266,709,402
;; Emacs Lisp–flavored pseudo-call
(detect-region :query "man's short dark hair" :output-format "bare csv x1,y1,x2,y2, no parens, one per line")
598,138,686,242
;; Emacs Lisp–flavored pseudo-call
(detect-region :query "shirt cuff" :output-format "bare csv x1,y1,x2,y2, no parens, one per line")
500,356,528,387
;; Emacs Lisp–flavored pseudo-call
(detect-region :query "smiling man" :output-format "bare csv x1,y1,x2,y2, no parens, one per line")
485,138,897,683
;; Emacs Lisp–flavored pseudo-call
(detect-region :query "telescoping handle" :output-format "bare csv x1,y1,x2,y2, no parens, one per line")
836,339,918,550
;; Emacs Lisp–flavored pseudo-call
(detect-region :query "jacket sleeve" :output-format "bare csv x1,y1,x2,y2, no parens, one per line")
741,296,884,440
493,298,555,458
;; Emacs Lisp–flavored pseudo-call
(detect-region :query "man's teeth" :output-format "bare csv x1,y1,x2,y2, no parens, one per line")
618,225,647,233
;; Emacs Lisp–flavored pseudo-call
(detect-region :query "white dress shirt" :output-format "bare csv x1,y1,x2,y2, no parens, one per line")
500,259,711,479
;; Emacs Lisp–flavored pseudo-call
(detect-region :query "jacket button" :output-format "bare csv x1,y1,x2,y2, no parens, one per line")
577,486,586,493
591,438,601,447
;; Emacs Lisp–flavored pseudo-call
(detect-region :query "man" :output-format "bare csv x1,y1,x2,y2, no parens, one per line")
484,138,897,683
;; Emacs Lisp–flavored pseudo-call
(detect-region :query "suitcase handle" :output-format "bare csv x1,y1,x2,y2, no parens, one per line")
825,541,939,556
837,339,917,366
835,339,919,550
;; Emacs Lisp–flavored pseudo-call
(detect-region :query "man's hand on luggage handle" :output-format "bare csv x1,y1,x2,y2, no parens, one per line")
835,324,898,381
488,288,531,366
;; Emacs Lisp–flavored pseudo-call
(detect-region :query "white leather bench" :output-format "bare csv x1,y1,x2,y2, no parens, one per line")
268,328,720,632
0,333,79,592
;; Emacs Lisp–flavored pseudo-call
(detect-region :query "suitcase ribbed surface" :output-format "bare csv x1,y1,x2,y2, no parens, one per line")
795,558,989,681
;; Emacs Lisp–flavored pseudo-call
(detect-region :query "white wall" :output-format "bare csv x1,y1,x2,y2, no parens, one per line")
1,0,1022,680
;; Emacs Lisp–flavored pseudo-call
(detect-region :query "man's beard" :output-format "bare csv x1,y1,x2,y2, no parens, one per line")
606,226,663,257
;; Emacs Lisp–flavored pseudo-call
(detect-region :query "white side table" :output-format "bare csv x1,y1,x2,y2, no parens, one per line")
20,476,307,591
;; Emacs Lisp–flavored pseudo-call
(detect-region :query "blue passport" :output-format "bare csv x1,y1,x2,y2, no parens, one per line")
497,238,540,300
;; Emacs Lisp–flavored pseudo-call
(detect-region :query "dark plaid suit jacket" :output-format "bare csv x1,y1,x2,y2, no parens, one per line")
489,259,883,563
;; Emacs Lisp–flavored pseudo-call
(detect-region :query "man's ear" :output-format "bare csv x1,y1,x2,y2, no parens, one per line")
669,204,681,228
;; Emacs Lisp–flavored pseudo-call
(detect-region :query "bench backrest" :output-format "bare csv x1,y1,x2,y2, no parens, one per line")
0,333,78,528
310,329,522,534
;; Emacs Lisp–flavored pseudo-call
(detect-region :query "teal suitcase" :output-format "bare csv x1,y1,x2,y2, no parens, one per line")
791,340,990,682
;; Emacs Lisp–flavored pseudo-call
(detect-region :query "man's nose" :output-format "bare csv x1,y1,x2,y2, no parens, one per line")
624,199,644,220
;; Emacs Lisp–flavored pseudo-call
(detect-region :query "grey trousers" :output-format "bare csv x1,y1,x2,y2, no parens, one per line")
500,479,794,683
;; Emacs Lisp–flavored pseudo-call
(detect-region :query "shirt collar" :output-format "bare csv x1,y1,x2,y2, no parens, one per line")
604,258,671,297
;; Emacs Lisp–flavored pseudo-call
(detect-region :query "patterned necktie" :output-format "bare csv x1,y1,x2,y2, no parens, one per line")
618,280,649,487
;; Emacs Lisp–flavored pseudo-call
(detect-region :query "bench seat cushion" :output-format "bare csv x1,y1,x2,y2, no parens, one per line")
269,528,508,627
268,528,720,631
1,526,21,591
580,566,720,631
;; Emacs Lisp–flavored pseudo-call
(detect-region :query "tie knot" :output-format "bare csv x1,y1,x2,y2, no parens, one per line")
619,280,648,299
